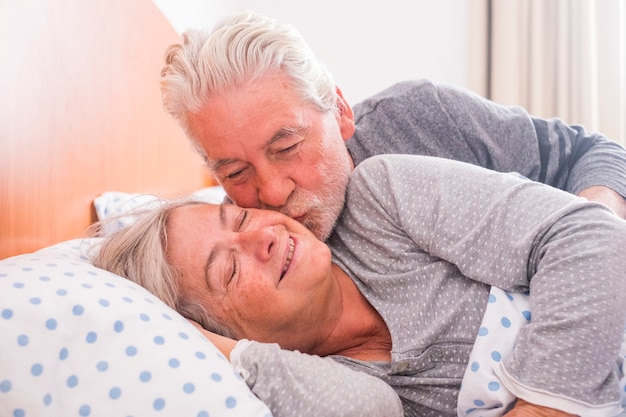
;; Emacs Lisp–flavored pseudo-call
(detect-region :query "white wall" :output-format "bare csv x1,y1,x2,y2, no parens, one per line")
152,0,476,104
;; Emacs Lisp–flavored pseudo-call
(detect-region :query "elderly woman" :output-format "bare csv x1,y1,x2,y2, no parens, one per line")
92,154,626,417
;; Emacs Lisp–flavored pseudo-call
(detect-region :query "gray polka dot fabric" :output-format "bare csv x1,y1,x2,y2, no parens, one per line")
329,155,626,416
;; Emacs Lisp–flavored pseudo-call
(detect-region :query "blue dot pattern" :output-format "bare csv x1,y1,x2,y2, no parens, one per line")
458,287,626,416
458,287,534,416
0,239,272,417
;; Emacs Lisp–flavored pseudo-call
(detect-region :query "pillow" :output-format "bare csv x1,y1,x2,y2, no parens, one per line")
0,239,272,417
93,186,227,235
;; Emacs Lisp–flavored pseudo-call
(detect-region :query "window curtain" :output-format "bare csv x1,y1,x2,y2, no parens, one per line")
485,0,626,147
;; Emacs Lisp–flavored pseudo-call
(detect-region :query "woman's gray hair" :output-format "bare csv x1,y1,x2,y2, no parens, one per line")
160,10,337,156
89,199,235,338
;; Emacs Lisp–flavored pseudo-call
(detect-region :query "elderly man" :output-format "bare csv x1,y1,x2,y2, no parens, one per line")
160,11,626,241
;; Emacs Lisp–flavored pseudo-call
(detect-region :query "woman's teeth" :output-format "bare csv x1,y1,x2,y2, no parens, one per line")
282,237,295,276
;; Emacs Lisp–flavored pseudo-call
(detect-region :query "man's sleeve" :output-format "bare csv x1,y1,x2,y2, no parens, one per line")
349,80,626,197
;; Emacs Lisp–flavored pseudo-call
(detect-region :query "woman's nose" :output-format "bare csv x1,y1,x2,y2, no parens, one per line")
239,226,277,261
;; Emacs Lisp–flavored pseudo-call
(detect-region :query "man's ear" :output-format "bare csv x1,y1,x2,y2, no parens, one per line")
335,86,355,141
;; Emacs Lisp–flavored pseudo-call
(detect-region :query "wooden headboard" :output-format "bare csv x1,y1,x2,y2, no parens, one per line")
0,0,214,259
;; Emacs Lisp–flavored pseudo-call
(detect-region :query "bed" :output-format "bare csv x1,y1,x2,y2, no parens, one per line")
3,2,626,416
0,1,272,416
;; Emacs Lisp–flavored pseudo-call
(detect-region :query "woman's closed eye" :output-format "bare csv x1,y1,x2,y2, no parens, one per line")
236,209,249,231
227,253,237,285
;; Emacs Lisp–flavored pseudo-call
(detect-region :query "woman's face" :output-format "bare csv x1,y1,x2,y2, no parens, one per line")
166,203,339,347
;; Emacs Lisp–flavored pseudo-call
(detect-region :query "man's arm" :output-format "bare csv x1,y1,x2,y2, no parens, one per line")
349,80,626,209
578,185,626,219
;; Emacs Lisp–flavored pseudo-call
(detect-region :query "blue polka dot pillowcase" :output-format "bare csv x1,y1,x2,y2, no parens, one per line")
0,239,272,417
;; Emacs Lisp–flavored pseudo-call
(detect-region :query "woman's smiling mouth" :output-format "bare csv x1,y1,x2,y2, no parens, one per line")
280,237,295,280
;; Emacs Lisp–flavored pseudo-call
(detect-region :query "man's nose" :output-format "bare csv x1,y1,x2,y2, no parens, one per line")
255,168,295,209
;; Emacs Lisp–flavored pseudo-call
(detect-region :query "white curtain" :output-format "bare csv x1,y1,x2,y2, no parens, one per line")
486,0,626,147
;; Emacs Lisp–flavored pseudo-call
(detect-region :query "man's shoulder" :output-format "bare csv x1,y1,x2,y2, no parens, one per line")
354,79,436,108
352,78,464,122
